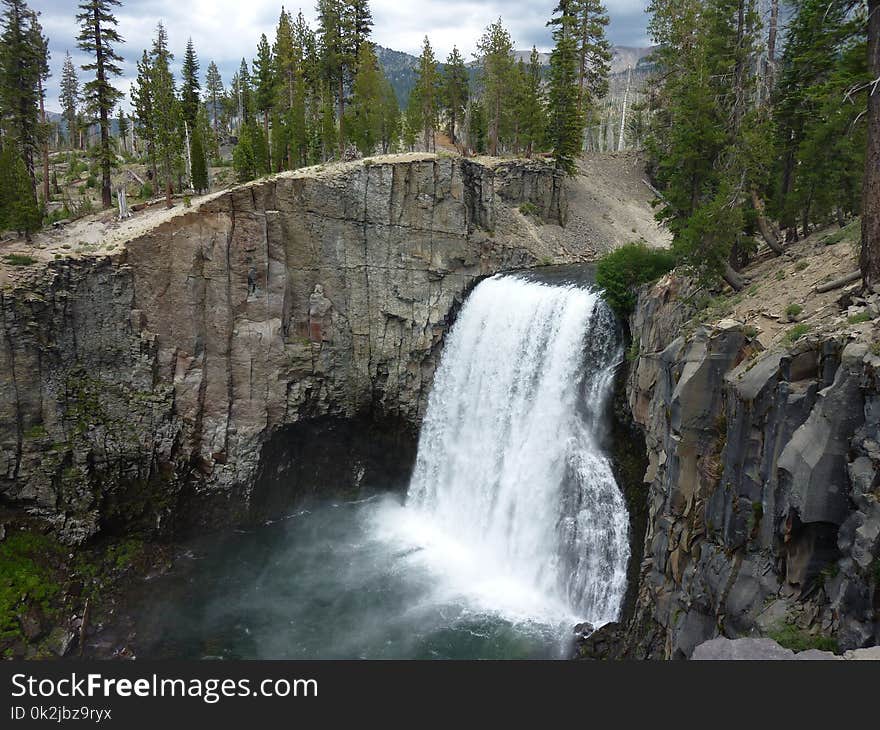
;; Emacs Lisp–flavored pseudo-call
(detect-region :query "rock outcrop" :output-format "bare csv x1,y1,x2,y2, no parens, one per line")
604,274,880,658
0,154,567,544
692,636,880,660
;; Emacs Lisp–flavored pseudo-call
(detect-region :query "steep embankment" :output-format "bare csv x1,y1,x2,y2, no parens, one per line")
580,228,880,658
0,154,568,545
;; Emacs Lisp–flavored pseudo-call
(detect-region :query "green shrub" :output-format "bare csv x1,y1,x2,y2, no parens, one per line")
596,242,676,317
4,254,37,266
795,260,809,272
785,323,810,343
519,202,539,217
785,303,803,319
139,183,154,199
626,335,641,362
848,312,872,325
768,622,838,653
85,175,97,188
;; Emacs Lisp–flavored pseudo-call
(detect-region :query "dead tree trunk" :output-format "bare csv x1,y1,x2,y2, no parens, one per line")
39,79,49,204
861,0,880,288
723,262,746,292
817,270,862,293
751,190,785,254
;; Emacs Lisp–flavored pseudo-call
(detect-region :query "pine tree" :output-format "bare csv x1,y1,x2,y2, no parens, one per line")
181,38,200,129
475,18,515,156
571,0,611,113
30,11,49,205
518,47,547,156
205,61,224,139
413,36,440,151
861,0,879,287
190,122,208,193
252,33,275,169
319,82,337,160
547,2,584,175
442,47,468,146
60,51,80,149
347,0,373,68
233,58,252,127
645,0,762,289
378,76,400,153
293,10,320,165
0,0,44,191
274,8,296,110
348,41,382,155
402,87,420,151
773,0,867,235
0,145,40,238
132,49,158,183
232,120,257,181
149,22,183,208
116,105,128,153
317,0,347,155
76,0,124,209
468,99,487,153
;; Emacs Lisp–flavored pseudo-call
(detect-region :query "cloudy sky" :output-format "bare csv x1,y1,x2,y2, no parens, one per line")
28,0,651,113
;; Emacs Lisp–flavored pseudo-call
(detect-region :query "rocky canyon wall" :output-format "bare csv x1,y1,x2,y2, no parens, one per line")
0,155,567,544
586,276,880,658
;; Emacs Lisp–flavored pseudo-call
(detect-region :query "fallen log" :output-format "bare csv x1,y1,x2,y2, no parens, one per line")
816,270,862,293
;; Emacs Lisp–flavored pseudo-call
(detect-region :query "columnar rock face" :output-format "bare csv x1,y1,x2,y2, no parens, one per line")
617,276,880,658
0,155,567,544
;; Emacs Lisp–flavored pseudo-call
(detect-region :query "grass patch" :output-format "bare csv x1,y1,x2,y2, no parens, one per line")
784,323,810,344
785,303,803,319
768,622,838,653
848,312,873,325
4,254,38,267
775,270,786,281
519,202,539,217
795,260,809,272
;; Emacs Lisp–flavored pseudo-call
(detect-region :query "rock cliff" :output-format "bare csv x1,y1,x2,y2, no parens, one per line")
587,274,880,658
0,154,567,544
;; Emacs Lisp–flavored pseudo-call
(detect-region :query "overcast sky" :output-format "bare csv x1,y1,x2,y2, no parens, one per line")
28,0,651,113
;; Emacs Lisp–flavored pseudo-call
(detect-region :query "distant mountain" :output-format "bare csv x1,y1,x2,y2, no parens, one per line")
376,45,655,107
610,46,655,74
375,46,421,106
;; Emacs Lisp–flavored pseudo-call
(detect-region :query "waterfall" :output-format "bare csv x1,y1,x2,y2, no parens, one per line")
406,275,630,626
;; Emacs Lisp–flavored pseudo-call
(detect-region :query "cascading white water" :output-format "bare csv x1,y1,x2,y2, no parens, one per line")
405,274,630,626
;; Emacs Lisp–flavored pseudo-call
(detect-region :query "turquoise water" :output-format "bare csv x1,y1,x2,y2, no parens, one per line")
129,495,576,660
